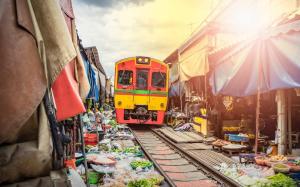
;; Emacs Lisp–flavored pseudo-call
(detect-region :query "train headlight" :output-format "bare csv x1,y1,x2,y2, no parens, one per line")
160,103,164,108
118,101,122,106
136,56,150,64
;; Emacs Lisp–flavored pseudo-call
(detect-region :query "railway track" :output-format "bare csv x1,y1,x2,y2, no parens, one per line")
130,126,241,187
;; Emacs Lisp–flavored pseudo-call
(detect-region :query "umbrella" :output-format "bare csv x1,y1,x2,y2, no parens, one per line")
208,18,300,153
209,20,300,97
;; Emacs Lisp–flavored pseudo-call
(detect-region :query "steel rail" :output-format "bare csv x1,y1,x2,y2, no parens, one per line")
150,127,241,187
130,128,176,187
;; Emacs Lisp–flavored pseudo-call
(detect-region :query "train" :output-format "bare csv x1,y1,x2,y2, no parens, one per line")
114,56,169,125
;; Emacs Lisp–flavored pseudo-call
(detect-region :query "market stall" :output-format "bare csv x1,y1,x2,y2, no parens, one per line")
72,108,167,186
206,11,300,187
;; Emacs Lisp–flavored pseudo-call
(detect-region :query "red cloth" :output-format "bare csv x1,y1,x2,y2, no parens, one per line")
52,0,85,121
52,60,85,121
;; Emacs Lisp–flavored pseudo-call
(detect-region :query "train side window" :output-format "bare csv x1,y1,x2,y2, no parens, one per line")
152,72,166,88
118,70,133,86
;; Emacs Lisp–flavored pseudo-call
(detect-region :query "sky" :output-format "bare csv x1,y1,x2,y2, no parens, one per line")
73,0,216,78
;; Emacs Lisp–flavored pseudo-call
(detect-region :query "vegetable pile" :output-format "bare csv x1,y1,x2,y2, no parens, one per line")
127,174,163,187
124,146,140,154
127,179,153,187
108,119,118,128
130,160,153,169
267,173,296,187
216,163,298,187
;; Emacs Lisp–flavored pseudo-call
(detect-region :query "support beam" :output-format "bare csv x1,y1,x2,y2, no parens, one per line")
277,90,287,155
288,90,292,154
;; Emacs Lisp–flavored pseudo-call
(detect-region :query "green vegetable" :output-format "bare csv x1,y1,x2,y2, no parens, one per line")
148,175,164,185
111,147,122,153
124,146,140,154
267,173,296,187
108,119,117,128
98,144,109,151
130,160,153,169
127,179,153,187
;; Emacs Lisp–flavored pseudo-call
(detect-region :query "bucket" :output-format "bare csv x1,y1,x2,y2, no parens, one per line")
88,171,99,184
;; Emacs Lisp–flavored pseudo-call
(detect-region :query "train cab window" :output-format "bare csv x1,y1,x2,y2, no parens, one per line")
136,69,148,90
152,72,166,88
118,70,132,86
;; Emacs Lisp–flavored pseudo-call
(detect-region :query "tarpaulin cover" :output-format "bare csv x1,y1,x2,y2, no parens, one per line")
208,19,300,96
91,64,100,101
169,81,186,97
99,72,107,103
52,0,85,121
178,36,209,82
169,63,179,84
82,52,99,101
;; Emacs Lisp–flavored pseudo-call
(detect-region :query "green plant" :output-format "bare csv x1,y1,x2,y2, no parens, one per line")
267,173,296,187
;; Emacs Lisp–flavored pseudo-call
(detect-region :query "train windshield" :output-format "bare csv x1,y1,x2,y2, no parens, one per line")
152,72,166,88
118,70,132,86
136,69,148,90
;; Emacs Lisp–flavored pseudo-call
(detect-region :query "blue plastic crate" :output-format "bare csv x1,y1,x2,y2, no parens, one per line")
228,134,249,142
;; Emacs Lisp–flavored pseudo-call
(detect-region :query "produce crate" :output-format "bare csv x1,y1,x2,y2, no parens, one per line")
84,133,98,145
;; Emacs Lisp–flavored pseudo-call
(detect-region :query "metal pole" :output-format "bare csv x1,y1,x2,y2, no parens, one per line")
78,114,90,187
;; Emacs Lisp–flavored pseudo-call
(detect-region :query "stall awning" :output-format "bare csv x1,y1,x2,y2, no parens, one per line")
208,19,300,96
169,81,186,97
169,63,179,84
178,35,209,82
85,61,99,101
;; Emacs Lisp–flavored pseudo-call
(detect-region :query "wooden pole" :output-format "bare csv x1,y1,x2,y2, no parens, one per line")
277,90,287,155
255,91,261,154
79,114,90,187
288,90,292,154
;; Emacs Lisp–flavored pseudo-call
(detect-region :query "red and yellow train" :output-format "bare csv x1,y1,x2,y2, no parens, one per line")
114,56,169,125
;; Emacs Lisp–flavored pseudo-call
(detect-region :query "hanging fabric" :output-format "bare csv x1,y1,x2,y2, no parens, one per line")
50,0,86,121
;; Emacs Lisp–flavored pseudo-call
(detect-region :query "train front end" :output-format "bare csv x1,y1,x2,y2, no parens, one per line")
114,56,168,125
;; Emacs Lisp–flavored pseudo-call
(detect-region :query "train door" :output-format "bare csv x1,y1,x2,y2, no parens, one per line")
134,69,149,106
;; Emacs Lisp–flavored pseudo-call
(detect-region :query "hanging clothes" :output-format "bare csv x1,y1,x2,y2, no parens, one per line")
30,0,76,84
50,0,86,121
82,53,99,101
91,64,100,101
0,0,47,144
0,0,52,184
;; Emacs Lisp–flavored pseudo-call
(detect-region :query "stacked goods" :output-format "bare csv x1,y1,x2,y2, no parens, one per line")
212,139,230,146
255,155,288,167
265,155,287,167
216,162,298,187
84,133,98,145
77,121,165,186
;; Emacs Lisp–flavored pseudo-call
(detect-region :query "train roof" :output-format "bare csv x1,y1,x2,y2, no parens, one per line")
115,56,167,67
